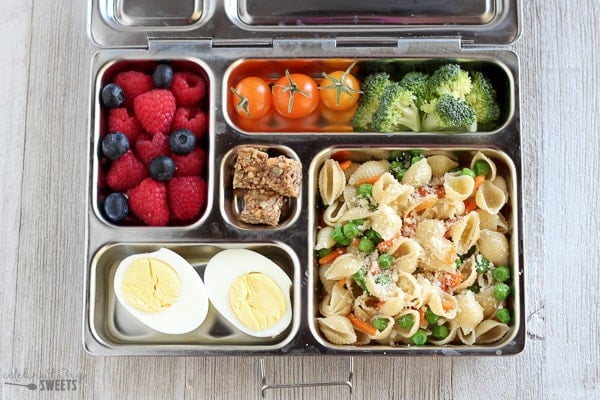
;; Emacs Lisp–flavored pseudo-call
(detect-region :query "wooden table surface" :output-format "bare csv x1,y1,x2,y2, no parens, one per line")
1,0,598,399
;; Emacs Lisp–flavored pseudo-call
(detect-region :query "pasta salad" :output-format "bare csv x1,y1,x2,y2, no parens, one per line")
314,149,514,346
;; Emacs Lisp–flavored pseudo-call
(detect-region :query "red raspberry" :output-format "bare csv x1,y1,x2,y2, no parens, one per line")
105,150,148,191
133,89,176,135
107,108,145,144
127,178,170,226
113,71,153,108
167,176,207,222
134,132,171,166
171,106,207,140
171,72,207,106
173,147,206,177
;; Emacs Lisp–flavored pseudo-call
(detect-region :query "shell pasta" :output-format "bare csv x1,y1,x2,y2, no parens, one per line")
314,150,514,347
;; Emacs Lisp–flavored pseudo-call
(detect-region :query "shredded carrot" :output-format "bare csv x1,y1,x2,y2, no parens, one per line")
338,160,352,171
473,175,485,193
375,300,386,309
354,174,382,186
414,196,437,212
347,313,377,336
377,232,401,252
435,185,446,198
442,271,463,291
331,150,352,162
337,278,347,288
318,247,346,265
442,299,455,312
351,237,361,247
463,197,478,213
418,307,427,327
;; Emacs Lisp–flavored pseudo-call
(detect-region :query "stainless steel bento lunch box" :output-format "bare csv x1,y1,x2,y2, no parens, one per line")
84,0,524,356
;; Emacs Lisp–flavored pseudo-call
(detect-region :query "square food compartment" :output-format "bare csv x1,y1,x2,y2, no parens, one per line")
86,242,301,354
223,57,514,135
307,147,523,354
220,144,302,230
100,0,205,29
91,57,214,228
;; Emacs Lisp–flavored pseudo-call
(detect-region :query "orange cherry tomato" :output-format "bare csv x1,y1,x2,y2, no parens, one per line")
319,62,362,111
272,70,320,119
230,76,272,119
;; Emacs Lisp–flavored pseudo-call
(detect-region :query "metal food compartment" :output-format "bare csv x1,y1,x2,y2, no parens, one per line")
308,147,522,355
223,58,514,134
86,242,301,354
85,0,524,357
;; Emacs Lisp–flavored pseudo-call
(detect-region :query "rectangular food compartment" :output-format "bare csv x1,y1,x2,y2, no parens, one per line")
223,57,514,135
87,242,301,354
100,0,205,29
220,144,303,230
307,147,522,354
91,56,213,229
237,0,496,26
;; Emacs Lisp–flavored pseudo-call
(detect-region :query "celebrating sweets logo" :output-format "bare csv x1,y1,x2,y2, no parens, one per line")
3,368,84,391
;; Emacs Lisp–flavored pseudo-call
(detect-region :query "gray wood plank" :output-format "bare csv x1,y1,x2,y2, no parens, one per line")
0,1,32,399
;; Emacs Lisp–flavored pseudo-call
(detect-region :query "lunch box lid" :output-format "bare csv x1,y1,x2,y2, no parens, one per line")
88,0,521,48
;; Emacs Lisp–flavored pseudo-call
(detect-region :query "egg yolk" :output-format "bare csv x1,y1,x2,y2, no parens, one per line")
228,272,287,331
121,257,181,313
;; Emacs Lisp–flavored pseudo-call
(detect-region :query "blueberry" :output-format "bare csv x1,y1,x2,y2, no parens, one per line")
103,193,129,223
100,83,125,108
169,129,196,155
102,132,129,160
149,156,176,181
152,64,173,88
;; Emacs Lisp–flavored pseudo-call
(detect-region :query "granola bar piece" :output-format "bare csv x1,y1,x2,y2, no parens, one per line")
239,190,284,227
265,155,302,197
233,147,268,189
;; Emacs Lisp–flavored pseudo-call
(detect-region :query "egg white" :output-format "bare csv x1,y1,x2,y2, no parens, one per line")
113,248,209,335
204,248,292,338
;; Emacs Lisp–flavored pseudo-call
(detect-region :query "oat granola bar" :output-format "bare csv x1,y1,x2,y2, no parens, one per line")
239,190,284,227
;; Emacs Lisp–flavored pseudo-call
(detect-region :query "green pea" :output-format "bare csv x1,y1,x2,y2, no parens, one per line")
372,317,389,331
461,168,476,178
397,314,415,329
342,222,360,239
473,160,490,177
431,324,450,340
493,266,511,282
410,330,428,346
358,237,375,253
390,160,404,172
494,283,510,301
358,183,373,197
330,226,346,244
352,218,365,226
375,274,390,285
425,308,440,325
352,268,368,293
496,308,511,324
337,238,351,246
475,255,490,273
455,257,463,269
364,229,382,243
316,248,332,258
378,253,393,270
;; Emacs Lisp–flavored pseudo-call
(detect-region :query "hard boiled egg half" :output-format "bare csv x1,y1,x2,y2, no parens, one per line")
204,249,292,338
113,248,209,335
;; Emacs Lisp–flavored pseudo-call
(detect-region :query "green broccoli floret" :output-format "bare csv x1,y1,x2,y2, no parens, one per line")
398,71,431,108
352,72,392,131
421,95,477,132
465,71,500,125
372,83,420,132
428,64,472,100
